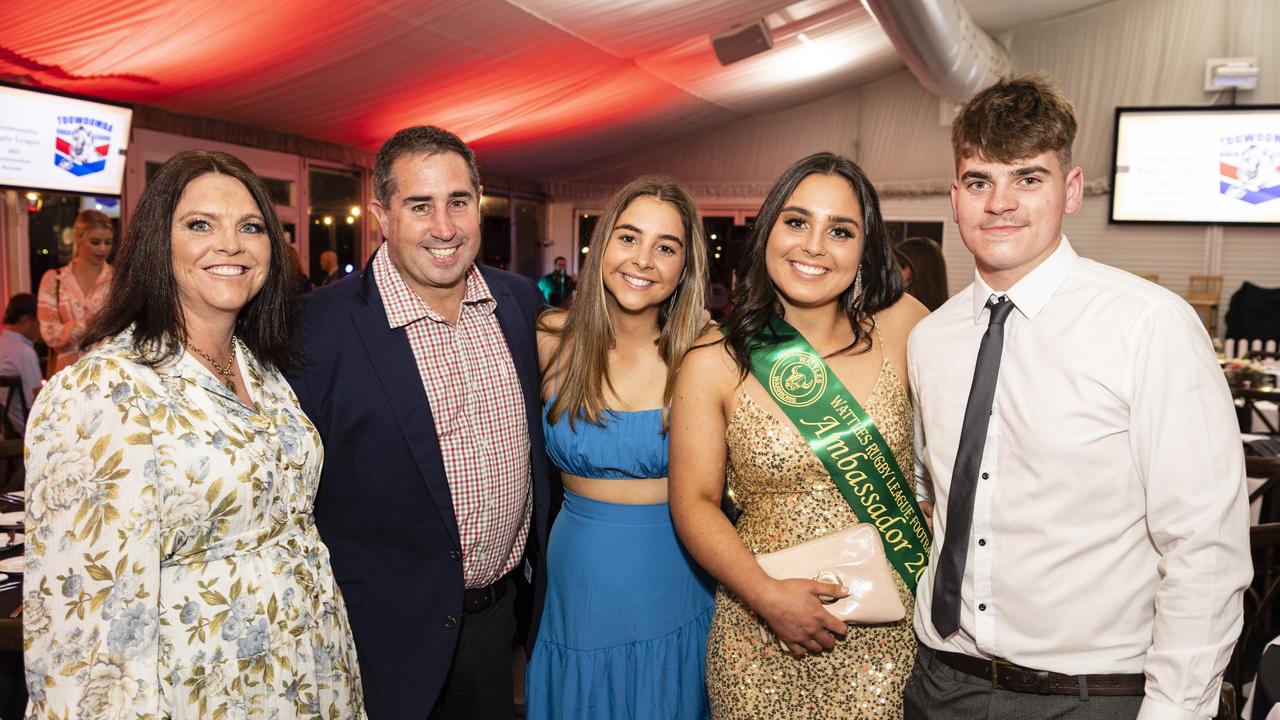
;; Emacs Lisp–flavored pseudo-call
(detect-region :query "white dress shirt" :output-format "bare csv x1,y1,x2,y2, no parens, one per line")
909,237,1251,720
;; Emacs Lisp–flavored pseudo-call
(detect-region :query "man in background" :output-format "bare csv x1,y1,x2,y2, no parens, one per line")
0,293,42,434
313,249,348,288
538,255,575,307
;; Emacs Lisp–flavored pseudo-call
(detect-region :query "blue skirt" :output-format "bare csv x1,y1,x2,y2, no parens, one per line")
526,491,714,720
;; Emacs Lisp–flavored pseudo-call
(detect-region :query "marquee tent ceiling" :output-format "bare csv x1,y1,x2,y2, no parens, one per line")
0,0,1110,179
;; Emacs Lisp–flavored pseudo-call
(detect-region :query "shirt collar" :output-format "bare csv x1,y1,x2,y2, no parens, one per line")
970,235,1078,325
1,329,32,348
372,243,495,329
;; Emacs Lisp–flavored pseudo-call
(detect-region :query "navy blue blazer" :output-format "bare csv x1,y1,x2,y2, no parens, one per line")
287,263,551,719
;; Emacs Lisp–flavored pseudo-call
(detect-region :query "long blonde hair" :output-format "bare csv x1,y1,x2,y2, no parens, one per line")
540,176,709,429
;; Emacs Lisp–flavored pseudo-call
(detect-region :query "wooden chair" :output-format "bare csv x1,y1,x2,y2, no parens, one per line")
0,440,20,496
1138,272,1159,284
1227,522,1280,694
0,376,24,440
1239,388,1280,435
1188,275,1224,336
1250,456,1280,525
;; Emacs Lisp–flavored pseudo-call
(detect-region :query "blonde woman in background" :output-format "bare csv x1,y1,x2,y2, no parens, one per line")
37,209,114,374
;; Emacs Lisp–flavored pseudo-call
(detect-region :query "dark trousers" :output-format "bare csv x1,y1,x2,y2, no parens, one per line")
904,645,1142,720
428,579,517,720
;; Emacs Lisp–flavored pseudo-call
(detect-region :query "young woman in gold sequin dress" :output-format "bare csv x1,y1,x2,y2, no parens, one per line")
670,153,931,720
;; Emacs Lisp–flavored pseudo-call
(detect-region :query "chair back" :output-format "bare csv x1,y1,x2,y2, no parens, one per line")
1138,273,1160,284
1189,275,1224,302
1228,522,1280,692
0,376,23,439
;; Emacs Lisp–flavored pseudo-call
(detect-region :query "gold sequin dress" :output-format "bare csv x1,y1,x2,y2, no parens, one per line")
707,359,917,720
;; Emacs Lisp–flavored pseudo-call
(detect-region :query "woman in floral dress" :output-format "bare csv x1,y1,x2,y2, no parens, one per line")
23,150,366,719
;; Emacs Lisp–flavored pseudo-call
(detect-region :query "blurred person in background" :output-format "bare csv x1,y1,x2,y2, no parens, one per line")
314,249,348,288
539,255,576,307
896,236,949,311
0,293,42,433
37,209,114,375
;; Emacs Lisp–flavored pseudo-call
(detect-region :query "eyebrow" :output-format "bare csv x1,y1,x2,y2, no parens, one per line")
1012,165,1050,177
401,190,475,204
962,165,1050,182
175,210,265,223
614,223,684,245
780,205,861,228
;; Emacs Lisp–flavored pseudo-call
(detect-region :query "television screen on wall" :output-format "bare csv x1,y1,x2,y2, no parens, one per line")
1110,105,1280,225
0,83,132,196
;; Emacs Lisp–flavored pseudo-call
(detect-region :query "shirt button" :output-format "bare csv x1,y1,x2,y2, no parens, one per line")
450,550,460,561
981,472,989,480
978,603,987,612
978,538,987,546
444,615,457,629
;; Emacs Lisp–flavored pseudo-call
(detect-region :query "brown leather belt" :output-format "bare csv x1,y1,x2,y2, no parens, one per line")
935,650,1145,696
461,576,510,615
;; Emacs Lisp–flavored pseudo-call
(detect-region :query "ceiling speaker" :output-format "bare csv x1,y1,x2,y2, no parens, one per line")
712,20,773,66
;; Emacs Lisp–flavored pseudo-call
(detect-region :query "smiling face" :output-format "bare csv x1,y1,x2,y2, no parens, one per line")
370,151,481,311
765,173,864,313
951,150,1082,290
170,173,271,329
600,196,687,315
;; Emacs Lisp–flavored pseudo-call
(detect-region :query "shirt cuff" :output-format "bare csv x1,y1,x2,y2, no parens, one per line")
1136,695,1211,720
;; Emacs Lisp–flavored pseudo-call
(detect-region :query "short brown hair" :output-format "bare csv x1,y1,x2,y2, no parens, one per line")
952,72,1077,172
373,126,479,207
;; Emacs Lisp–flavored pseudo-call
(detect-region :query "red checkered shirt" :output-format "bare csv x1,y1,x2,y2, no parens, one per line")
373,245,531,589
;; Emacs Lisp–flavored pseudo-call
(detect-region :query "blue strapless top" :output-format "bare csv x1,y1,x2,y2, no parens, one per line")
542,400,669,480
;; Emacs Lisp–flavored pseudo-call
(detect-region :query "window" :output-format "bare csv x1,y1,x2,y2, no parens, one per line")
307,167,363,281
481,195,511,270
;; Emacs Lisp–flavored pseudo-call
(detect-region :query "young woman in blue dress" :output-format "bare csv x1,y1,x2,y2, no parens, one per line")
525,176,713,719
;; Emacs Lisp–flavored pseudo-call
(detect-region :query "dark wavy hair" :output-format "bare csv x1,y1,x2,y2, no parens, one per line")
897,236,949,311
83,150,301,371
723,152,903,377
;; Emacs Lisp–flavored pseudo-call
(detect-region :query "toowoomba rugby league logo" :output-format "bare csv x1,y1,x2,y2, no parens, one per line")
1220,132,1280,205
54,116,114,177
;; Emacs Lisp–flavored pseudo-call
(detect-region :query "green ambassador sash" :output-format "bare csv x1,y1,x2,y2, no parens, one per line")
740,314,932,591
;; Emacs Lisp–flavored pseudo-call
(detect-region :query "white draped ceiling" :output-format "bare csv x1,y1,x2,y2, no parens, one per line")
0,0,1115,180
0,0,902,178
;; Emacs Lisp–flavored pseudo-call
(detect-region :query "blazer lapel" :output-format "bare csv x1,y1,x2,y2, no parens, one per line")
487,272,540,415
351,274,461,550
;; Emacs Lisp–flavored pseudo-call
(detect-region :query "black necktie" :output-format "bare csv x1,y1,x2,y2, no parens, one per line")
931,295,1015,637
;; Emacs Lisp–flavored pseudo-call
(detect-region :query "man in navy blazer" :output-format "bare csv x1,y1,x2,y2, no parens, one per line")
288,126,550,719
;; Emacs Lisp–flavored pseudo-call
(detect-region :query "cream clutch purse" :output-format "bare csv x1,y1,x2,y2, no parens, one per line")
755,523,905,647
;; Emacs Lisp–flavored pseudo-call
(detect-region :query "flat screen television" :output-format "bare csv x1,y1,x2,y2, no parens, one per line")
1110,104,1280,225
0,83,133,196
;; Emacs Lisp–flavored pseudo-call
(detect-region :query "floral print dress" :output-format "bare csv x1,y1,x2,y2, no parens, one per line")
23,330,366,720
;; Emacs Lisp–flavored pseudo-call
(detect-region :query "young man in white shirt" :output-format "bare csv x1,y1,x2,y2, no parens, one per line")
904,73,1250,720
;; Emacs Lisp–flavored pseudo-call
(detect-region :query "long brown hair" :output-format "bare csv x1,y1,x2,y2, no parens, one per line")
540,176,708,428
897,236,948,311
83,150,301,371
723,152,903,377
